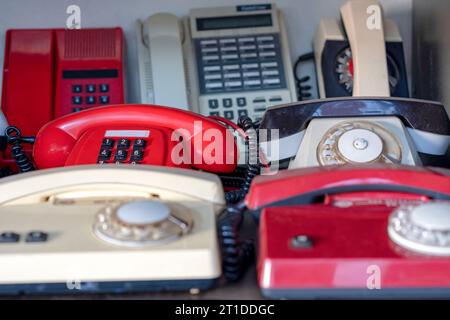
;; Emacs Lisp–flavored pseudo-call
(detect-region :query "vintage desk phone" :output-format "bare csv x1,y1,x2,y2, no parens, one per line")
245,164,450,298
314,0,409,98
1,28,125,137
0,165,224,294
136,3,297,122
259,97,450,169
29,104,237,173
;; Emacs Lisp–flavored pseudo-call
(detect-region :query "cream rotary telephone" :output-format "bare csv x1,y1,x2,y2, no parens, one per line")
0,165,224,294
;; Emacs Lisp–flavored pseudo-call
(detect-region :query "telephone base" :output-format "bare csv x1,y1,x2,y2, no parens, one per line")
0,278,218,296
261,288,450,300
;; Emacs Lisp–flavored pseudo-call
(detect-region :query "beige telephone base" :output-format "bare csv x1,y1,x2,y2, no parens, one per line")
0,165,224,294
289,117,422,169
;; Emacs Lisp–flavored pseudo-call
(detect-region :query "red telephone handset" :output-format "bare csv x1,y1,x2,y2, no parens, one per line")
33,104,238,173
246,164,450,211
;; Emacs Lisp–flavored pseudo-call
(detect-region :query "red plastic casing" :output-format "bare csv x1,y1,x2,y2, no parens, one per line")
33,104,238,173
1,28,125,137
250,165,450,297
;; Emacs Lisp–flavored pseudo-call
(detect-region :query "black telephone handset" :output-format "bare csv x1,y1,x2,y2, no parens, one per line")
259,97,450,168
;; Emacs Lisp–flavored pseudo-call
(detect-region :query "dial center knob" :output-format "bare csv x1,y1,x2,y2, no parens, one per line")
410,203,450,231
116,200,170,225
338,128,383,163
353,138,368,150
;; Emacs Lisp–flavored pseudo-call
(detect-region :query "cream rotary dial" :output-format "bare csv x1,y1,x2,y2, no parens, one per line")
317,121,402,165
388,202,450,256
93,200,193,247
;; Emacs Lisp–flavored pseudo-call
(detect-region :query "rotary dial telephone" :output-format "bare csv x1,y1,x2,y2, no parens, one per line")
0,165,224,294
244,164,450,299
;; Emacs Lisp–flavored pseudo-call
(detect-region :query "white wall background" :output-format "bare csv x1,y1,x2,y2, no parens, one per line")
0,0,412,102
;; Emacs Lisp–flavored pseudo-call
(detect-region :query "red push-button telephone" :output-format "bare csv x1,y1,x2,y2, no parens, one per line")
30,104,237,173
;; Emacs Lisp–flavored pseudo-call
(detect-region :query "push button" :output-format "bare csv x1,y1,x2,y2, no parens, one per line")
0,232,20,243
72,96,82,105
98,148,112,161
100,96,110,104
102,138,115,148
237,97,247,107
26,231,48,243
117,138,130,149
208,99,219,109
72,85,82,93
209,111,220,116
99,84,109,92
86,96,96,105
115,149,128,162
134,139,146,148
130,148,144,162
72,107,83,113
86,84,96,93
238,110,248,117
224,111,234,120
223,98,233,108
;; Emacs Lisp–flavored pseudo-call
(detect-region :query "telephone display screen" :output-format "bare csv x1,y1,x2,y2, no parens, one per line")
196,14,272,31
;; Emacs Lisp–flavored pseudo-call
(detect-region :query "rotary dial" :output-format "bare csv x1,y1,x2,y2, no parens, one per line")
317,121,402,165
335,47,401,94
93,200,193,247
388,202,450,256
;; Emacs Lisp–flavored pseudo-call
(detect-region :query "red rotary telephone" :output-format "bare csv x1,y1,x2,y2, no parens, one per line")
32,104,238,173
246,164,450,299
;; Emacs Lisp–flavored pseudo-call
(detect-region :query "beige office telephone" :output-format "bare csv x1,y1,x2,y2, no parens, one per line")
314,0,409,98
136,3,297,122
0,165,224,294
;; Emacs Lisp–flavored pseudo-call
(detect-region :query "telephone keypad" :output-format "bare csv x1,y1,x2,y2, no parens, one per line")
98,137,149,164
68,82,114,113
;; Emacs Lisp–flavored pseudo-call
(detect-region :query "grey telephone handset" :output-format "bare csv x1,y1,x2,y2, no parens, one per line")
136,3,297,122
314,0,409,98
137,13,191,110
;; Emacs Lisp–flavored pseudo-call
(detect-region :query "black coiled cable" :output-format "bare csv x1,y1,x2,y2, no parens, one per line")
294,52,315,101
218,201,255,282
224,115,261,204
5,126,35,173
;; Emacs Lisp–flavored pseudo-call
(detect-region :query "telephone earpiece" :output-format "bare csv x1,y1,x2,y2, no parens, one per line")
33,104,238,173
